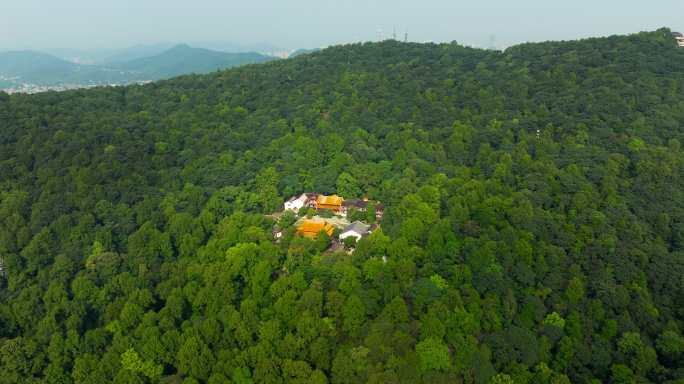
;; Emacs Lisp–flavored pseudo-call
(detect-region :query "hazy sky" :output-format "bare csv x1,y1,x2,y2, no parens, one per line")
2,0,683,51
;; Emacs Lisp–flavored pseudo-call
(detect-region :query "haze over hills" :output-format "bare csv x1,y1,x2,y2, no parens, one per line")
37,42,287,65
112,44,275,79
39,47,122,65
99,43,178,64
0,50,77,75
191,41,283,56
0,44,276,91
0,50,134,88
1,28,684,383
289,47,322,58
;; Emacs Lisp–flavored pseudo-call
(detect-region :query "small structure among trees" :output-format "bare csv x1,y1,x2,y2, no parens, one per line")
341,199,367,215
280,192,383,250
341,199,384,220
282,193,383,219
284,193,318,211
339,221,371,242
315,195,344,212
296,220,334,239
284,193,308,211
673,32,684,47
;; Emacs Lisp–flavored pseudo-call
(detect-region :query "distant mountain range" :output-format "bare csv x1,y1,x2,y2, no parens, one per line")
0,44,276,90
99,43,178,64
40,42,283,64
0,51,132,86
112,44,273,79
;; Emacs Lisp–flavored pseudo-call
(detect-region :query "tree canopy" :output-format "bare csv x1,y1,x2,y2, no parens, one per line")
1,28,684,383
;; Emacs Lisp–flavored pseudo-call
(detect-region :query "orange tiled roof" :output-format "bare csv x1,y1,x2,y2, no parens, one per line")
297,220,334,238
316,195,343,207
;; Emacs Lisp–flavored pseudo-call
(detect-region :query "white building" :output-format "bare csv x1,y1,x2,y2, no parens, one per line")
673,32,684,47
284,193,309,211
339,221,371,242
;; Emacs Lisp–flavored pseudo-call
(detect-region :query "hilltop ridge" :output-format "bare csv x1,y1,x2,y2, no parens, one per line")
112,44,274,79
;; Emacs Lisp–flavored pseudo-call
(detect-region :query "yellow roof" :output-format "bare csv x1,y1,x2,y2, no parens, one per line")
316,195,343,206
297,220,334,238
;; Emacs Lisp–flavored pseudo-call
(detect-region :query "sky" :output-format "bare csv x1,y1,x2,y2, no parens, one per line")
2,0,683,52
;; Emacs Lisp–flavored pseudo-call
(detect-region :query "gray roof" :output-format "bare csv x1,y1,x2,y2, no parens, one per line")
342,221,370,235
342,199,367,208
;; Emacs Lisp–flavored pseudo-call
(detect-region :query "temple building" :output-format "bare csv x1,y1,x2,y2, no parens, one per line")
297,220,335,238
315,195,344,212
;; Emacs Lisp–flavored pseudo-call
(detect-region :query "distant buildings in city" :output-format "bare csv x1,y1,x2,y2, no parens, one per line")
1,80,152,94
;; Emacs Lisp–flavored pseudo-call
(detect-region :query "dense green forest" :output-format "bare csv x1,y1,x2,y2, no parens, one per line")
1,28,684,384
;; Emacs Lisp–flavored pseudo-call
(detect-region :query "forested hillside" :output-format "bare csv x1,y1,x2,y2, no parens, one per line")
1,28,684,384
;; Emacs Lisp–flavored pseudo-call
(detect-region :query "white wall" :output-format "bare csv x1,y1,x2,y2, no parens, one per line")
284,199,304,211
339,231,362,241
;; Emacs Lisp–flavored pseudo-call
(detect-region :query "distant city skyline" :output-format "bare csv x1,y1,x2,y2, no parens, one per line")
2,0,683,51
